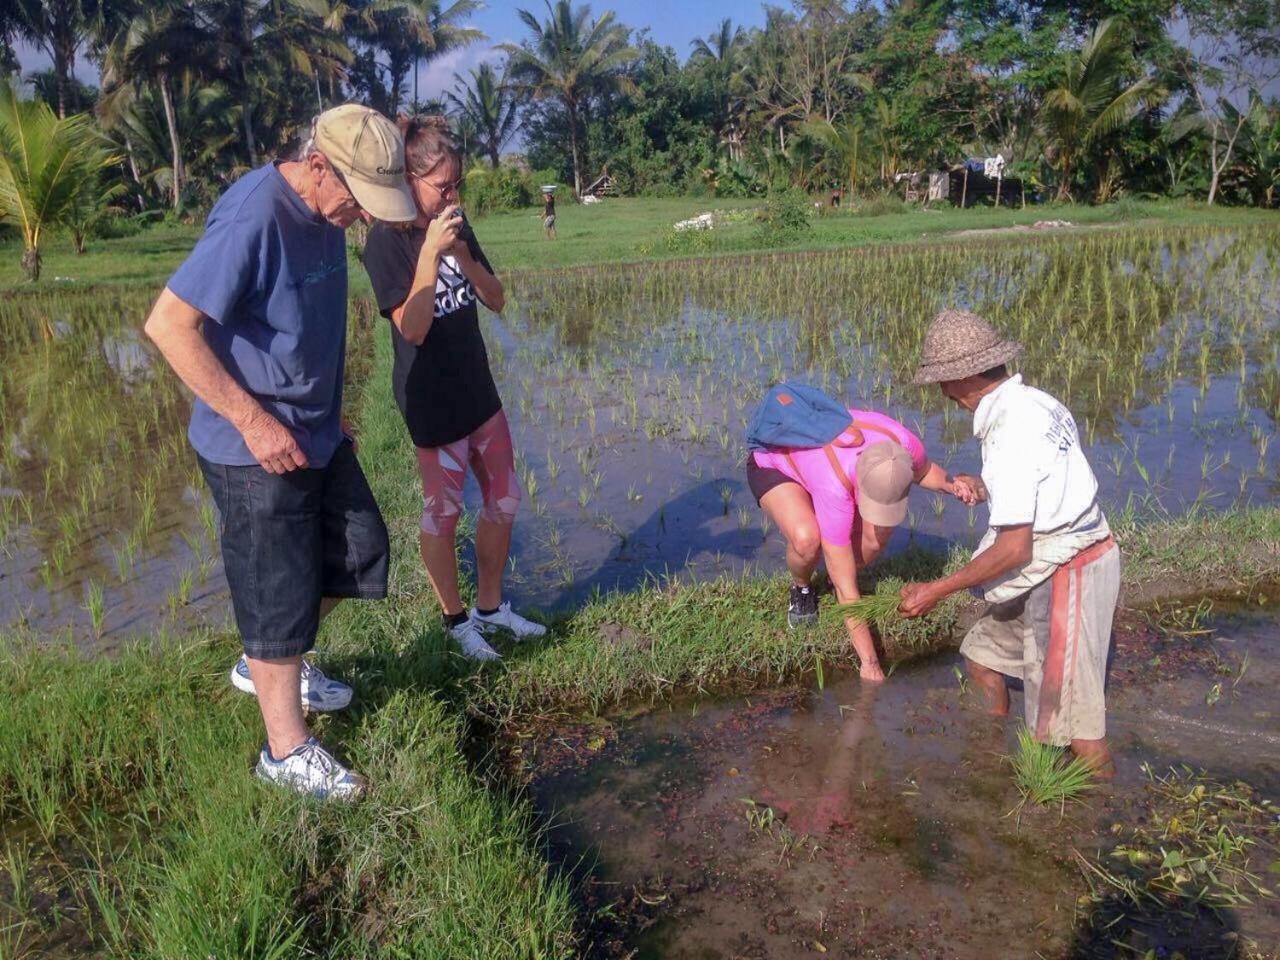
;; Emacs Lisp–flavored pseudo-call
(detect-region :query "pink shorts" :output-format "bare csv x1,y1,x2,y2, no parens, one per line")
415,410,521,537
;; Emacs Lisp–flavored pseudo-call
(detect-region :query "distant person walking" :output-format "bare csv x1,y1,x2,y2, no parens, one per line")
899,310,1120,778
361,116,545,662
542,190,557,239
746,385,975,681
144,105,417,800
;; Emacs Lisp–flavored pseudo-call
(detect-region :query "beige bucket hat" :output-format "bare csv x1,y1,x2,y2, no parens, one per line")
855,441,915,527
910,309,1023,385
312,104,417,223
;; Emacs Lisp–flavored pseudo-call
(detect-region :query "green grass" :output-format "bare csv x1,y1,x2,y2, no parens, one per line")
459,196,1276,272
0,630,578,958
3,195,1273,289
0,222,202,289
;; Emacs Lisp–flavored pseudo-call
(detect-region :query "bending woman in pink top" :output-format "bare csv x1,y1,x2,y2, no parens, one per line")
748,408,974,681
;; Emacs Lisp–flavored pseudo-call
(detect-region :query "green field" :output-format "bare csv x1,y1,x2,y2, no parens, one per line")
2,196,1276,288
1,200,1278,957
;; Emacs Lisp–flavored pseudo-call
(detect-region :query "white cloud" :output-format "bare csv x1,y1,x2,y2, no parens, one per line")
413,43,507,104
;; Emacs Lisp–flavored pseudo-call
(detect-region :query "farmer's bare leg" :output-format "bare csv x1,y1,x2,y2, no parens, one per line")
1071,739,1114,780
965,657,1010,715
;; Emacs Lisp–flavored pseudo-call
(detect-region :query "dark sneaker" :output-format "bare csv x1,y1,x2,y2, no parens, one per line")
788,584,818,629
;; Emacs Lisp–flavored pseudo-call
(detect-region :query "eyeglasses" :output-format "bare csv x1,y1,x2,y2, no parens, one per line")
327,163,358,203
410,171,462,200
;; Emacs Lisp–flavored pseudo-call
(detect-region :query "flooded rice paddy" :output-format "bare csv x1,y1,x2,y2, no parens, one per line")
529,610,1280,958
1,225,1277,646
489,225,1280,610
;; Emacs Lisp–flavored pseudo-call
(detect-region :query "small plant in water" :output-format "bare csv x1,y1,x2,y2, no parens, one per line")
1008,726,1094,811
84,579,105,638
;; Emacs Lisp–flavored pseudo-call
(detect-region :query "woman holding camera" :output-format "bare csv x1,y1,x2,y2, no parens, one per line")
361,115,544,661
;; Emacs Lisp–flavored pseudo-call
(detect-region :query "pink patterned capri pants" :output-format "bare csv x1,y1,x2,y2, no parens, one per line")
414,410,521,538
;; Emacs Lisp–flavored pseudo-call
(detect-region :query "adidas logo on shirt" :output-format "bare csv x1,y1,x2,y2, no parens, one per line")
434,257,476,318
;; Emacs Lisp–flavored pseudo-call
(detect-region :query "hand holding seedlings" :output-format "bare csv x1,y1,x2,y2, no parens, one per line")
898,581,944,618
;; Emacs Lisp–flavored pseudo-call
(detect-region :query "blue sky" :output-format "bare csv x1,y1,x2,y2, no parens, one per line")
12,2,767,98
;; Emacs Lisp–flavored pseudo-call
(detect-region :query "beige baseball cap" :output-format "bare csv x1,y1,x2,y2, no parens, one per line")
855,441,915,527
312,104,417,222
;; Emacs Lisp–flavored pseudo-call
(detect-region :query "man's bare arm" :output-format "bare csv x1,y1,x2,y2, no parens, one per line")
899,524,1033,617
144,287,308,474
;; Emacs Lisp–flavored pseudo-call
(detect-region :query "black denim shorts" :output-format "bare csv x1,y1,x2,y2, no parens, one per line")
198,439,389,660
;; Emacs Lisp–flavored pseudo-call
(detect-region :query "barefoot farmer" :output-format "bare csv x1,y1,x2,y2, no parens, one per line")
145,105,417,800
898,310,1120,777
746,384,974,682
360,116,544,661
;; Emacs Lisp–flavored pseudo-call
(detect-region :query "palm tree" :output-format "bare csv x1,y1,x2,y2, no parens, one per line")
447,63,518,168
196,0,352,165
64,139,126,254
1041,18,1162,202
689,17,745,153
99,2,210,211
353,0,483,115
102,75,240,210
800,118,863,198
9,0,100,118
502,0,636,197
0,81,119,280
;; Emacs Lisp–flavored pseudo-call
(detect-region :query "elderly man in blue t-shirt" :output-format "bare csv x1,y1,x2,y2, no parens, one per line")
145,105,416,800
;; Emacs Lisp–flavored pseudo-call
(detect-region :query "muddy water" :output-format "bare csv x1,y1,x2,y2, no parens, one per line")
0,289,380,649
0,290,227,649
531,614,1280,957
487,229,1280,613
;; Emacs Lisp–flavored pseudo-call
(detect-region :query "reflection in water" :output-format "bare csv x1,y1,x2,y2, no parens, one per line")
533,614,1280,957
0,286,218,647
490,226,1280,610
0,288,378,648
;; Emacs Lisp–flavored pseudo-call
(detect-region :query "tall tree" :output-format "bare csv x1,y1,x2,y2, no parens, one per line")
688,17,745,152
197,0,351,165
9,0,105,117
1172,0,1280,204
447,62,518,168
100,2,210,210
1041,17,1161,200
351,0,482,115
502,0,637,196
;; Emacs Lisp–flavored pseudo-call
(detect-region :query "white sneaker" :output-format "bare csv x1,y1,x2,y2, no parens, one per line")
449,617,501,661
470,601,547,640
230,656,354,712
255,737,365,801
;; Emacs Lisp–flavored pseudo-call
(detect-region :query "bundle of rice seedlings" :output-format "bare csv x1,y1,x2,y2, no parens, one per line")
1008,726,1095,811
831,591,903,626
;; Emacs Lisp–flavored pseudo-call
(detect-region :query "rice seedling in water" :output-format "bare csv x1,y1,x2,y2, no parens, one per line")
83,580,105,638
1007,727,1094,811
